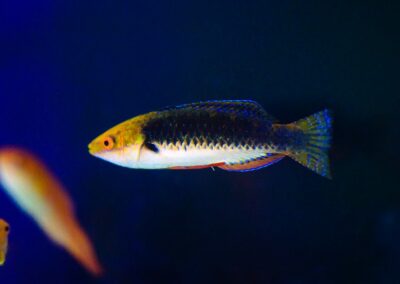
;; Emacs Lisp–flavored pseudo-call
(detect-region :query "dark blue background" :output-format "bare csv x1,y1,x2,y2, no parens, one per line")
0,0,398,283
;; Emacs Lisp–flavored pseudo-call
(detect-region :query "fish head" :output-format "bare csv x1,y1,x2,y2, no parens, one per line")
0,148,28,169
0,147,36,185
0,219,9,266
88,113,155,167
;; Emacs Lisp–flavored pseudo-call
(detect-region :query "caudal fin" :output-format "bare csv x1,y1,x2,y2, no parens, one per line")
288,109,332,178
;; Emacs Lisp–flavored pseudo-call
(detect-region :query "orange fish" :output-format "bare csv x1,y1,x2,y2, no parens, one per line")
0,219,10,265
0,147,103,276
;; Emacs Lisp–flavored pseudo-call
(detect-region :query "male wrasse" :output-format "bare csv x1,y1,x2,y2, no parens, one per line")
89,100,332,177
0,219,9,265
0,148,103,276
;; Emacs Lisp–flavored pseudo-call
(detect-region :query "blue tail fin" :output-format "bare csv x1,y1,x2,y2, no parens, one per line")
289,109,332,178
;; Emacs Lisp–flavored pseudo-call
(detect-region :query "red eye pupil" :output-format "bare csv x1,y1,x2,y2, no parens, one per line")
104,140,109,147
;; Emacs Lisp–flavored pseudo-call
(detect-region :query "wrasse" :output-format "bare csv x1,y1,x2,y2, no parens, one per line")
89,100,332,178
0,148,103,276
0,219,10,265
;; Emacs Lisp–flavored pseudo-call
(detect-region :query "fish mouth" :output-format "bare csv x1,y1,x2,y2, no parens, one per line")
88,142,96,156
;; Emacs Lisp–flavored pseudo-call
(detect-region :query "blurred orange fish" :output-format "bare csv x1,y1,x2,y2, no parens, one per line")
0,147,103,276
0,219,10,265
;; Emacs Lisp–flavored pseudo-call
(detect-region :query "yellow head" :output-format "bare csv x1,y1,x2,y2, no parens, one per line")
88,113,155,168
0,219,10,266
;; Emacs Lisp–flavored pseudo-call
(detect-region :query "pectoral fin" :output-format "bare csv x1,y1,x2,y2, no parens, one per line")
0,251,6,265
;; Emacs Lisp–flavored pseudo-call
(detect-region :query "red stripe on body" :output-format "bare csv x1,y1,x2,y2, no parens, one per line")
169,162,225,170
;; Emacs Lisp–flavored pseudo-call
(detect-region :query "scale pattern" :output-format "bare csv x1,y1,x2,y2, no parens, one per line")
142,101,275,151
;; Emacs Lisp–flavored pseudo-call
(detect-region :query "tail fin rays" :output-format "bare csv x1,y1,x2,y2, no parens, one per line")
288,109,332,178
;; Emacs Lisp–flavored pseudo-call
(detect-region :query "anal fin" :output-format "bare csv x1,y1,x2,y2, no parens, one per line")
218,154,285,172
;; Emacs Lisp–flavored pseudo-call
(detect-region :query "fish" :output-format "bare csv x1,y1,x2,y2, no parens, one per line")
0,148,103,276
0,219,10,265
89,100,332,178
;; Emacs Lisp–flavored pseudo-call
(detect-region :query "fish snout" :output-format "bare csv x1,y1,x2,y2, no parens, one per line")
88,142,95,156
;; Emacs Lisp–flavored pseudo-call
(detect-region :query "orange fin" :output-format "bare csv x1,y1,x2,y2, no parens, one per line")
169,162,225,170
218,154,285,172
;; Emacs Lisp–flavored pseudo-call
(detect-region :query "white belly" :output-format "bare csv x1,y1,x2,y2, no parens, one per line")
135,144,267,169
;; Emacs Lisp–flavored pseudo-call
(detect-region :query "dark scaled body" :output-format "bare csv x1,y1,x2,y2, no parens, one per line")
141,100,303,152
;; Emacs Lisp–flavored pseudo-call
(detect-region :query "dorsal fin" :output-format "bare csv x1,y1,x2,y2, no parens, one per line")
160,100,277,122
218,154,285,172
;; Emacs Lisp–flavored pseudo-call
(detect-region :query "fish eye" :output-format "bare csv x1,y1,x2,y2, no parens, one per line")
103,136,115,150
4,226,9,232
